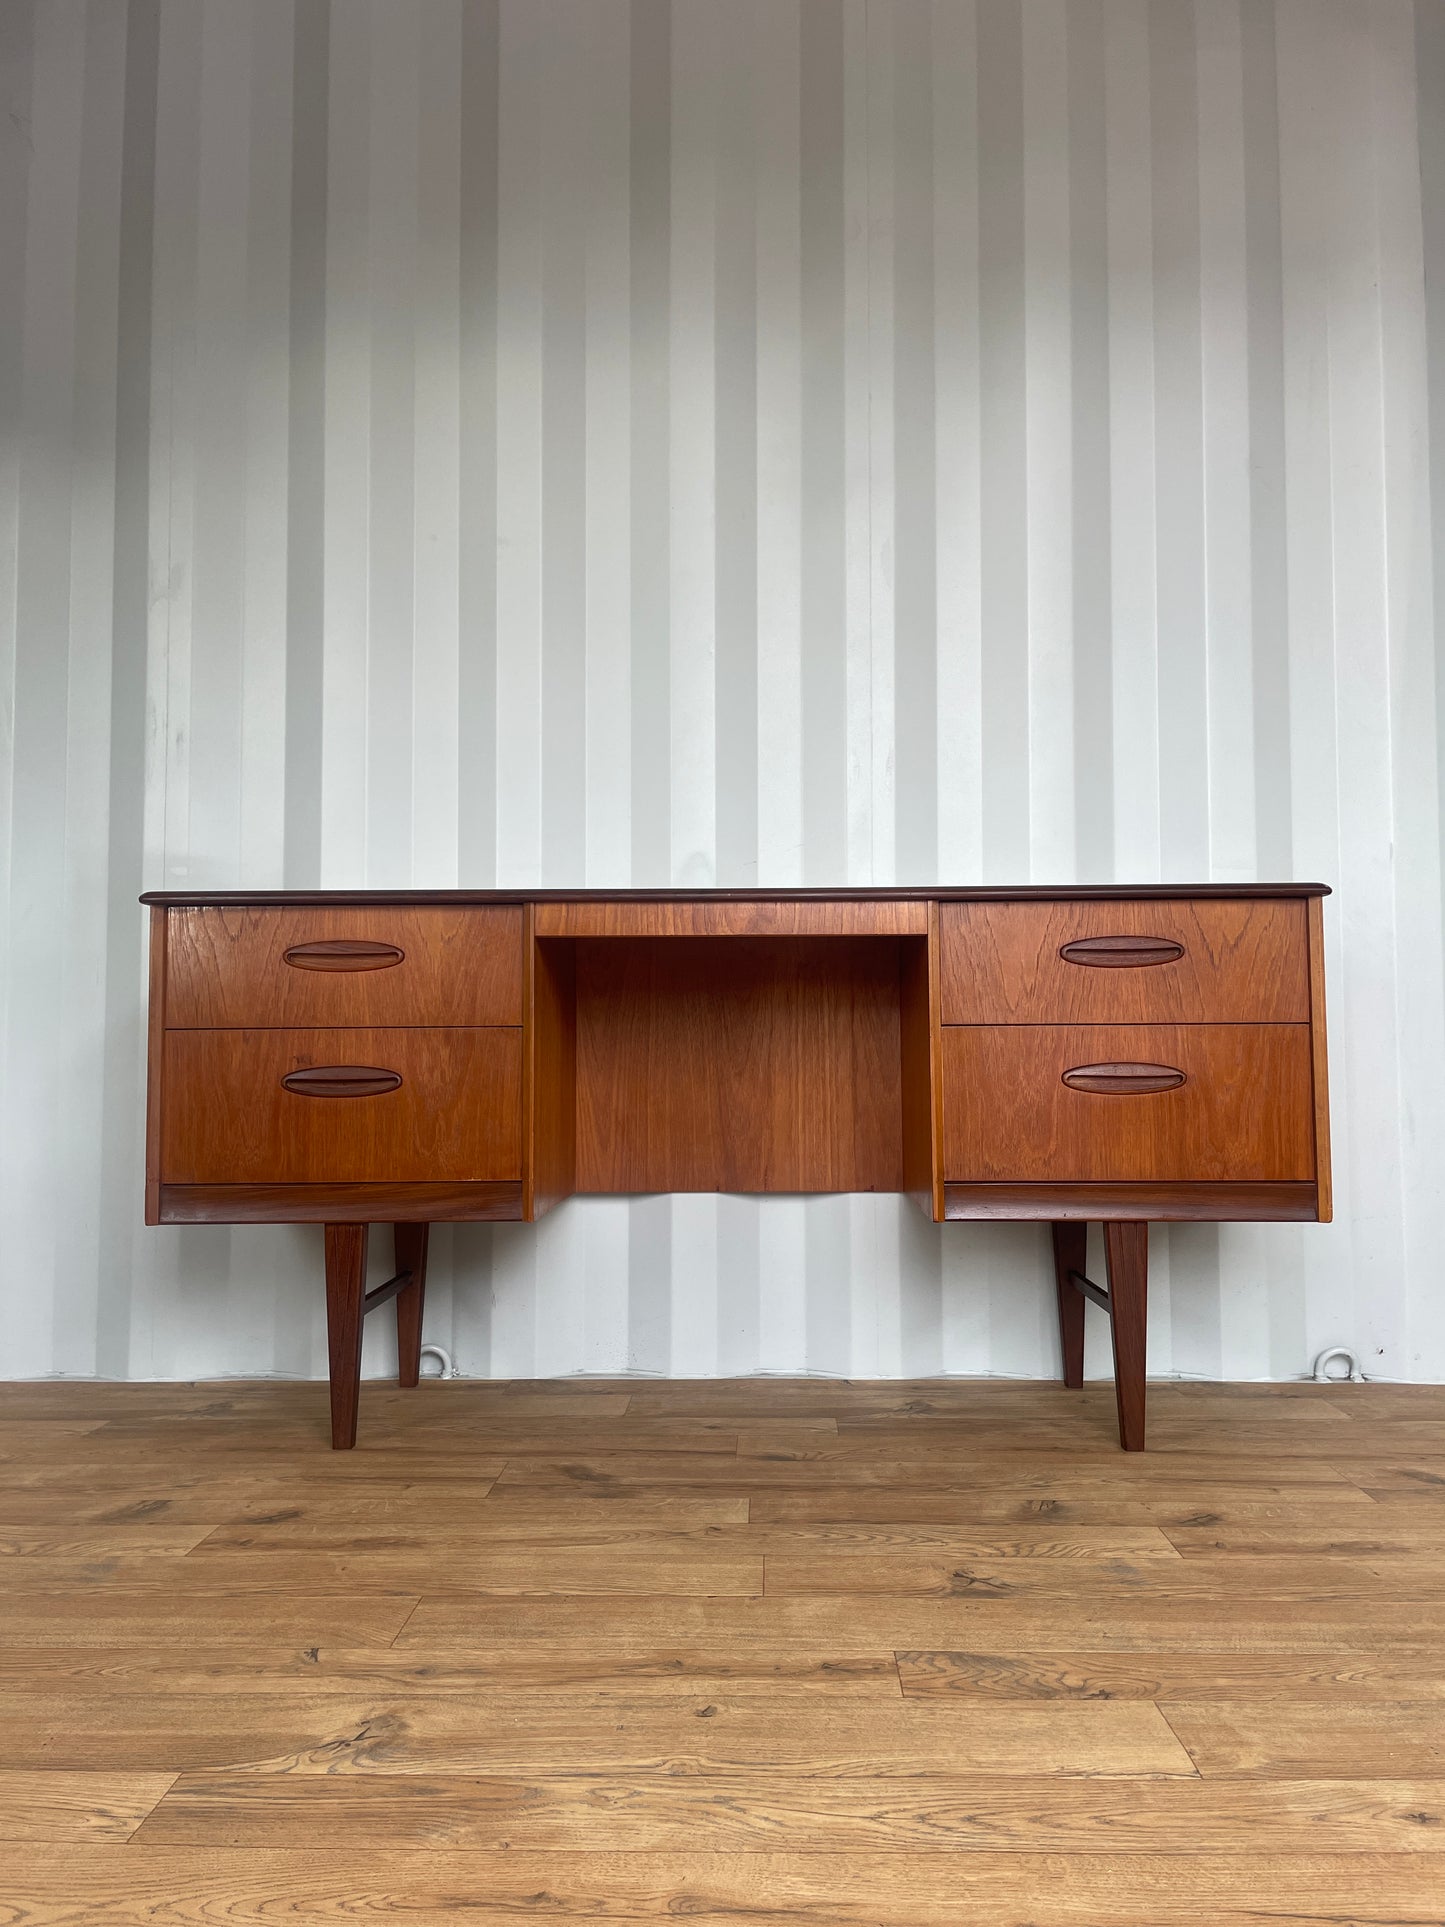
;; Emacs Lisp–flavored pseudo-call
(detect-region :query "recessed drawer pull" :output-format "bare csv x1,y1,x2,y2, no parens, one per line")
1058,936,1185,968
1062,1062,1187,1096
281,1066,404,1098
283,939,405,972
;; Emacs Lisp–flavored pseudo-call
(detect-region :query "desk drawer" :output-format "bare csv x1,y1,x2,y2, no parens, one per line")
939,899,1309,1024
164,906,523,1028
160,1027,522,1184
941,1024,1315,1183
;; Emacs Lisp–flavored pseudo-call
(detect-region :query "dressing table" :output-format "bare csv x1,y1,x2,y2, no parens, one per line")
141,885,1331,1450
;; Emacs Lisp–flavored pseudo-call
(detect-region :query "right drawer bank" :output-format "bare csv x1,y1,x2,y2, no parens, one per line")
938,898,1320,1191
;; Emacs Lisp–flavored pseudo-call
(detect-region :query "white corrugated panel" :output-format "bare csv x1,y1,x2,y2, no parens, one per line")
1,0,1442,1383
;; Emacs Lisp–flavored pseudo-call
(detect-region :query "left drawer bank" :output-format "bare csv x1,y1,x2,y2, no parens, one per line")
145,902,527,1225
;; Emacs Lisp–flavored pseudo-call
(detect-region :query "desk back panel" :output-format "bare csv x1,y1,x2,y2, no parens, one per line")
572,936,905,1193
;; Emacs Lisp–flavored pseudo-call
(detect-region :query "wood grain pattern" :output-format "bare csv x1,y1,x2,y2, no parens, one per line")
941,1025,1315,1182
1308,893,1333,1222
160,1028,522,1184
157,1181,523,1223
939,898,1310,1024
11,1379,1445,1924
164,905,523,1027
574,938,904,1193
535,899,931,936
525,920,577,1220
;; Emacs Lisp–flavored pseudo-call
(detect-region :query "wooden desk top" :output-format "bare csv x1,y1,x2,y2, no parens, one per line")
141,883,1332,906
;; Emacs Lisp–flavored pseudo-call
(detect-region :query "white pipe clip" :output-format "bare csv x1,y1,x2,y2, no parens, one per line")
1311,1346,1364,1383
417,1344,456,1380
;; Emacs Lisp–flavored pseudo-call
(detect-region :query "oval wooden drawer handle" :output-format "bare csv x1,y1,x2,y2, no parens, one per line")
1062,1061,1187,1095
283,939,405,972
281,1066,404,1098
1058,935,1184,968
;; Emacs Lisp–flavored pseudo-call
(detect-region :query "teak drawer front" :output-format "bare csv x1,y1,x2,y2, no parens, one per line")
164,906,523,1028
941,1024,1315,1183
161,1028,522,1184
939,899,1309,1024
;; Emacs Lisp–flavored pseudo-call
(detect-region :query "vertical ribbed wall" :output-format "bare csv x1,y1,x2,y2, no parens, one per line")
2,0,1443,1382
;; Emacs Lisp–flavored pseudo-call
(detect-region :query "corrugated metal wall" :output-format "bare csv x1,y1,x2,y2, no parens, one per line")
3,0,1443,1383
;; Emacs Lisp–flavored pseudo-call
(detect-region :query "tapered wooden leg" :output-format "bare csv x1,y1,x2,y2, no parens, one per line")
1051,1222,1087,1389
1103,1221,1149,1451
324,1223,368,1450
393,1222,430,1389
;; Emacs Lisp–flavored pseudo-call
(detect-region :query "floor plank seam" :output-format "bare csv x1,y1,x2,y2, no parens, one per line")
384,1599,423,1647
121,1771,180,1844
1154,1704,1207,1778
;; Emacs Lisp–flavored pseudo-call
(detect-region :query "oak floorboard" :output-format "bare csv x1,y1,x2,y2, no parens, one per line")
84,1416,752,1454
1333,1464,1445,1495
395,1591,1445,1651
625,1380,1382,1416
1163,1703,1445,1777
132,1771,1445,1853
0,1646,903,1697
0,1693,1193,1776
747,1485,1385,1526
0,1548,765,1597
824,1402,1368,1440
0,1381,634,1420
191,1520,1184,1560
1320,1388,1445,1421
0,1770,175,1842
8,1848,1445,1925
471,1491,751,1527
0,1522,217,1555
1165,1517,1445,1557
0,1481,508,1525
762,1553,1445,1598
895,1649,1445,1703
742,1423,1444,1462
0,1382,331,1417
0,1592,419,1647
0,1455,512,1490
493,1452,1365,1489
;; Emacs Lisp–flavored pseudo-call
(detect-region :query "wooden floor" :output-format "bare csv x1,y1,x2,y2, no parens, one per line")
2,1378,1445,1924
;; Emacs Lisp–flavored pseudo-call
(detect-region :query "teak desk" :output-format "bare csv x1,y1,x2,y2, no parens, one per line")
141,886,1332,1450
